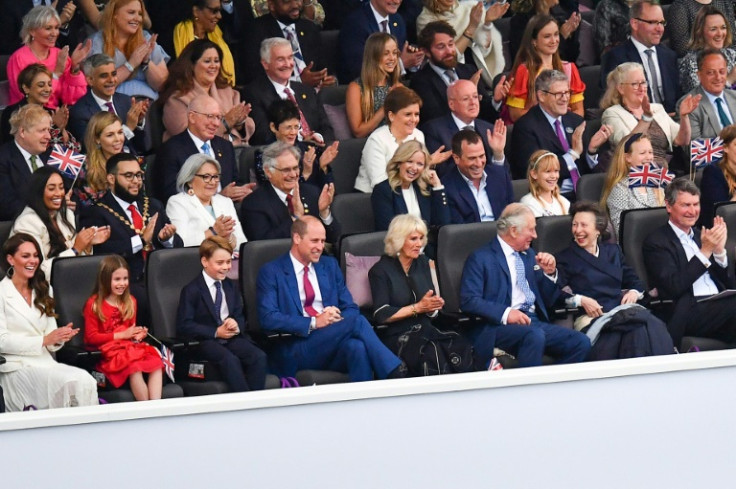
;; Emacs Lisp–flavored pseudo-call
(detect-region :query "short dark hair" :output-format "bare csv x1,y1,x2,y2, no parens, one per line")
106,152,139,175
569,201,611,241
630,0,661,20
664,177,700,206
697,48,728,71
417,20,456,51
451,129,482,156
267,99,301,127
383,86,423,115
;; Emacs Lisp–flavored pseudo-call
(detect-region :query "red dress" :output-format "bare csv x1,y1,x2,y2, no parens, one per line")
83,296,163,388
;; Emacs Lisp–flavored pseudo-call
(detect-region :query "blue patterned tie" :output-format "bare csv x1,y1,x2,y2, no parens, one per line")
201,142,212,157
214,281,223,324
514,252,536,312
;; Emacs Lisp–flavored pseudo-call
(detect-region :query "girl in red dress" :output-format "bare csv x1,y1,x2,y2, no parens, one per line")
84,255,163,400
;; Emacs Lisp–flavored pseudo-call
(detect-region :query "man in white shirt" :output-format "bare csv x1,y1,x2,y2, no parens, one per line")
643,178,736,348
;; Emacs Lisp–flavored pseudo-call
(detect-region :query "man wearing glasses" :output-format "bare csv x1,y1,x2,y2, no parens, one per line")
240,141,340,243
80,153,182,321
600,0,679,113
156,95,252,202
510,70,610,201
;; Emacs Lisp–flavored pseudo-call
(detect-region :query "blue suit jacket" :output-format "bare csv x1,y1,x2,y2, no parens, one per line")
68,89,144,152
176,274,246,340
257,253,360,338
370,179,450,231
556,242,644,313
699,162,730,228
422,114,498,177
600,39,680,113
460,238,560,324
440,165,513,224
337,3,407,83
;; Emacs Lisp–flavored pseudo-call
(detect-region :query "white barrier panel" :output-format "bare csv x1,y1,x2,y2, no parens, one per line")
1,351,736,488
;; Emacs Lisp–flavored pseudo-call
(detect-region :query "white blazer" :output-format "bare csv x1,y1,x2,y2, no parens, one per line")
0,277,61,373
10,207,83,279
166,192,247,248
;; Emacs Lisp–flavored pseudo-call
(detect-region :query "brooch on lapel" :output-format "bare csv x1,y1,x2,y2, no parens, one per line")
565,126,573,134
216,150,223,158
303,201,310,214
393,22,398,27
301,94,307,100
300,31,304,36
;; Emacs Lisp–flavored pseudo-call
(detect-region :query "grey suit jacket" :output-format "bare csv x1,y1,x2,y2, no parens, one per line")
678,86,736,140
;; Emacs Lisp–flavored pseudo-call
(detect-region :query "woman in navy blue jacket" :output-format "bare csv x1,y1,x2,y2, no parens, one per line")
699,125,736,228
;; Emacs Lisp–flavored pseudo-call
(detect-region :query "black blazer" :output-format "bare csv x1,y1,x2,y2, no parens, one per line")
239,181,342,243
643,224,734,344
176,273,246,340
556,242,645,313
509,105,596,180
600,39,680,113
410,62,498,124
337,2,407,84
154,130,238,202
422,114,496,178
68,90,145,152
440,164,513,224
243,74,334,146
368,254,437,330
241,15,323,85
371,179,450,231
0,141,50,220
78,191,183,282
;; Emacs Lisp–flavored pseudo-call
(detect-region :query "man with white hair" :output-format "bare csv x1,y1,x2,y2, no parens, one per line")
460,203,591,368
244,37,334,145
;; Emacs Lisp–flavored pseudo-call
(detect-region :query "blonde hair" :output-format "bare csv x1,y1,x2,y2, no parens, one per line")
9,104,50,135
600,133,664,212
386,141,433,197
527,150,566,213
84,111,122,193
359,33,401,123
99,0,148,60
600,62,644,110
384,214,428,256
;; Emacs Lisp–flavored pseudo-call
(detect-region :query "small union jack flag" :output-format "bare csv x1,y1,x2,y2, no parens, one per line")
159,344,175,383
691,137,724,168
656,167,675,186
628,164,664,188
47,144,85,178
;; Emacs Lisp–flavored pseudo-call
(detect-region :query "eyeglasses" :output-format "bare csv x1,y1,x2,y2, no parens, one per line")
272,165,300,174
194,173,221,183
117,171,144,181
541,90,571,100
635,18,667,27
201,6,222,14
622,81,648,88
190,110,222,122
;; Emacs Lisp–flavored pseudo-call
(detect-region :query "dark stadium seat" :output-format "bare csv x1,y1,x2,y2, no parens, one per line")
330,137,367,194
332,192,375,239
239,239,350,386
512,179,530,202
576,172,606,203
339,231,386,275
533,215,573,256
319,30,340,78
52,255,184,402
579,65,602,119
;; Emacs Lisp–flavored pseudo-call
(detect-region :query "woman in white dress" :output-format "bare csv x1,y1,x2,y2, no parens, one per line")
520,150,570,217
0,233,98,411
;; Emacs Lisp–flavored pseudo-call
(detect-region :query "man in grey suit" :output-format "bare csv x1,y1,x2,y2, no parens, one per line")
679,49,736,140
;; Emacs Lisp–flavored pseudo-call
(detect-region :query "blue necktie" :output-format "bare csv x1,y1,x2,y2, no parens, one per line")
214,281,223,324
715,97,731,128
514,252,536,312
201,142,212,157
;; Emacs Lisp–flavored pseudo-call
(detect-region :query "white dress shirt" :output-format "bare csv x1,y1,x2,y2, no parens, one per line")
289,252,324,330
498,236,535,323
668,221,726,296
458,169,494,221
202,271,230,323
15,141,44,173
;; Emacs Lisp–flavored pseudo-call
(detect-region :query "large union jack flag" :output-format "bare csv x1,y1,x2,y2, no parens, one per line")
47,144,85,178
691,137,724,168
159,344,175,383
628,163,668,188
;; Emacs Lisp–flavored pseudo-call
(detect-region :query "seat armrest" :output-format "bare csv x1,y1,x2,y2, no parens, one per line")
0,354,5,365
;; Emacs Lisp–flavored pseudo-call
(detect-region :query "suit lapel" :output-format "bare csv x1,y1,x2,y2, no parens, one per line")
571,244,621,282
2,281,44,335
281,254,304,314
698,87,721,135
451,168,482,221
196,275,221,324
314,259,331,306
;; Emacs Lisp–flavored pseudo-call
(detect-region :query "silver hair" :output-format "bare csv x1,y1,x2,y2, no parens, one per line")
664,177,700,206
384,214,428,256
21,6,61,46
262,141,301,173
260,37,292,63
82,53,116,77
534,69,569,93
496,203,534,236
176,153,222,193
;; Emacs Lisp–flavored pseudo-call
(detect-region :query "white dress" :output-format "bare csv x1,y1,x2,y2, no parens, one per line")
0,278,98,411
354,125,425,193
520,193,571,217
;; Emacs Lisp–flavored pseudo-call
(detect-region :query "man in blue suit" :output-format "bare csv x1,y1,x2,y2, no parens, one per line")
460,203,590,368
337,0,424,84
177,236,267,392
69,54,148,153
424,79,504,177
257,216,404,380
441,128,513,224
600,0,679,113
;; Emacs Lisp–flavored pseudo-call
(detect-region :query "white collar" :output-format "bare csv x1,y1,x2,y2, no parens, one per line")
187,129,210,150
201,270,221,290
451,112,474,130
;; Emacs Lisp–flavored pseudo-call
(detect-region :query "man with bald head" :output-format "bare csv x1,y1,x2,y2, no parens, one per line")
155,94,252,202
424,79,509,178
460,203,590,368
